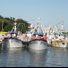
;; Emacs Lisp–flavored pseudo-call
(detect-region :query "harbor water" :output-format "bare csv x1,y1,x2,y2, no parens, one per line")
0,45,68,67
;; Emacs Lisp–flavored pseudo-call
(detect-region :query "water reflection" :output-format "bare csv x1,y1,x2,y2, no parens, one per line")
0,47,68,67
0,48,26,67
27,49,48,67
46,47,68,67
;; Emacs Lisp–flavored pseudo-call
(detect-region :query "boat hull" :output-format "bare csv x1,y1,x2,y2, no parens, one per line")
0,41,5,50
4,38,26,48
47,38,52,46
52,40,68,48
28,39,47,50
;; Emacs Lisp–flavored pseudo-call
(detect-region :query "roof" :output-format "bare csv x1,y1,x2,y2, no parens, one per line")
0,32,8,33
17,18,22,20
27,22,31,25
55,33,67,35
8,31,18,33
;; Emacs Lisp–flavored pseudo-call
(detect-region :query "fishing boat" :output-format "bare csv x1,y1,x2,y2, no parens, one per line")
4,21,26,48
28,36,47,50
51,33,68,48
46,21,68,48
47,32,68,47
52,39,68,47
27,18,48,50
4,31,26,48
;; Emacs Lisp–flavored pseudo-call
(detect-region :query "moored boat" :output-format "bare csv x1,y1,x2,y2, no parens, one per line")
27,18,48,50
28,39,47,50
4,31,26,48
27,31,48,50
52,39,68,47
47,33,68,48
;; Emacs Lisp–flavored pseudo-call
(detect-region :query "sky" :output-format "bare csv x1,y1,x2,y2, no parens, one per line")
0,0,68,31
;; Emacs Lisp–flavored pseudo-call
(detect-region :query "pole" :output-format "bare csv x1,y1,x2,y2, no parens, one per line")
2,21,4,31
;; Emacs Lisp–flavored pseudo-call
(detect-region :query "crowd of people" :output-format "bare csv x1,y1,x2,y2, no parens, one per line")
1,31,68,43
47,33,68,41
3,32,47,42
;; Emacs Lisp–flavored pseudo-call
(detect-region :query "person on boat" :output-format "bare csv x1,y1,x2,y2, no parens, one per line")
27,33,32,39
43,35,47,41
58,35,64,40
12,34,17,38
65,35,68,40
47,34,53,44
36,35,41,39
18,31,21,36
1,35,4,40
17,34,20,38
5,33,11,38
31,35,33,40
4,34,8,38
36,34,38,38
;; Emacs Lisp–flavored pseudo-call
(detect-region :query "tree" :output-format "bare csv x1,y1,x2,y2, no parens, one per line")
0,15,3,19
0,15,29,32
4,23,13,32
16,19,29,33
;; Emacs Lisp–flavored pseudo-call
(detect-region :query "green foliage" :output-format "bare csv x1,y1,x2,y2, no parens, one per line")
16,19,29,33
0,15,3,19
4,23,13,32
0,15,29,33
0,19,10,31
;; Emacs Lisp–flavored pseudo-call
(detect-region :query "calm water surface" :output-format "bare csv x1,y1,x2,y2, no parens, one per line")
0,46,68,67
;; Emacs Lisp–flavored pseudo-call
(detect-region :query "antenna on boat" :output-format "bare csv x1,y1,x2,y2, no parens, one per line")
30,19,34,32
2,21,4,31
30,19,34,28
37,17,41,24
14,18,17,31
37,18,41,33
61,21,64,32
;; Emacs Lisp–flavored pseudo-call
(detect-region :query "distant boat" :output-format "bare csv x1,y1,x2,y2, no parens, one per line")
47,33,68,48
52,39,68,47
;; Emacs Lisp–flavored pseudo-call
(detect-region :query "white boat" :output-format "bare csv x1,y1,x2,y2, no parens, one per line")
28,39,47,50
4,31,27,48
47,33,68,48
4,38,25,48
52,39,68,48
4,20,28,48
27,18,48,50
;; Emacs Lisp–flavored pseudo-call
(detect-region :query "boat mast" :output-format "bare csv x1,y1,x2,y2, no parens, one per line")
14,19,17,31
1,21,4,31
30,19,33,32
37,18,41,33
61,21,64,33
